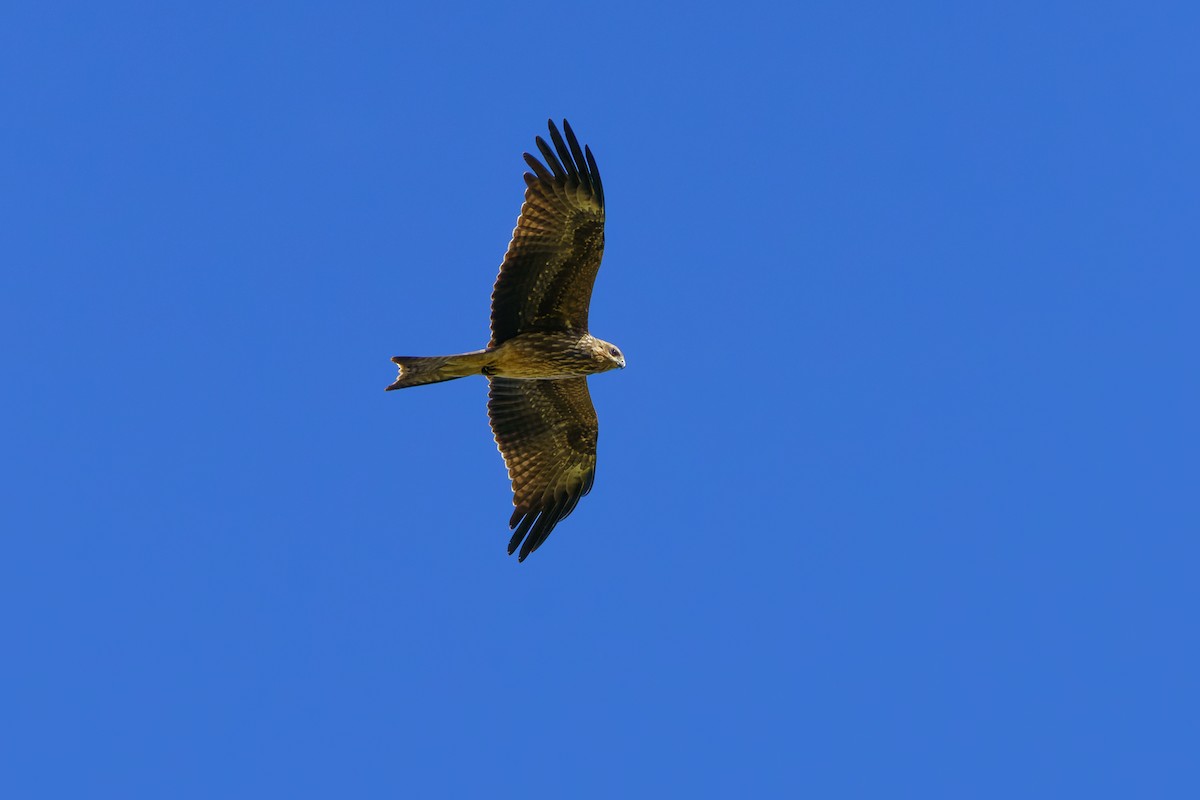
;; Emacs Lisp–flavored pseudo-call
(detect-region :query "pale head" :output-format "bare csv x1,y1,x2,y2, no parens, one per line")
588,336,626,371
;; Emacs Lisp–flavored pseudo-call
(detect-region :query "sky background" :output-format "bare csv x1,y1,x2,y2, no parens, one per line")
3,1,1198,797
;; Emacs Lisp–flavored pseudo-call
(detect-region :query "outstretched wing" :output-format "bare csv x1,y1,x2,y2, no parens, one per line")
490,119,605,346
487,377,598,561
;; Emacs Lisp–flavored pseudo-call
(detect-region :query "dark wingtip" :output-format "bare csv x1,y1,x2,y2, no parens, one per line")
508,512,533,557
533,135,566,178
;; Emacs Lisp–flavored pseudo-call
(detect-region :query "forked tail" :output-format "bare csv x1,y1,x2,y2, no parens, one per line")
385,350,491,391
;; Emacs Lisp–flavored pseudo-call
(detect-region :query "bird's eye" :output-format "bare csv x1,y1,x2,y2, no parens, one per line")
610,347,620,357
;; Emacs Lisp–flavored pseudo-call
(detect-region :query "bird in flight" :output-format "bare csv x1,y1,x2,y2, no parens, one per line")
386,120,623,562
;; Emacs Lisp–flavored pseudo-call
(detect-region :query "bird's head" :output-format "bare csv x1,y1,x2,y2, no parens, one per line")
591,338,626,371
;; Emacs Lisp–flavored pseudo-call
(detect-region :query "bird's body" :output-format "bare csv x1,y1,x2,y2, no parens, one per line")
386,120,621,562
490,331,624,379
389,331,622,388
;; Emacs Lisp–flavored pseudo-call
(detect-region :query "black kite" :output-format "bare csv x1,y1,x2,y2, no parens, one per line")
386,120,623,561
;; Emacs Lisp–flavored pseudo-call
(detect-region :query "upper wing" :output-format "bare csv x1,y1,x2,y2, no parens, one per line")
490,119,605,346
487,377,598,561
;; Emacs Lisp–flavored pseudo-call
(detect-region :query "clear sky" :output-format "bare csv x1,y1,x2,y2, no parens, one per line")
3,1,1197,797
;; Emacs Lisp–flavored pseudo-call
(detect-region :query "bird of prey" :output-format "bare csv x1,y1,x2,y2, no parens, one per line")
386,119,623,562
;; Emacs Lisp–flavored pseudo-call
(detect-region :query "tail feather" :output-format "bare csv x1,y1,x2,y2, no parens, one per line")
386,350,490,391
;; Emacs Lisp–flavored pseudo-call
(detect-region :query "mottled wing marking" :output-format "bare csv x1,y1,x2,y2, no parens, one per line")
490,119,606,346
487,377,598,561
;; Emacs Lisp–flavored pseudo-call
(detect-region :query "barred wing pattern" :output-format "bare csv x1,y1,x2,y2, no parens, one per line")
487,377,597,561
490,119,605,346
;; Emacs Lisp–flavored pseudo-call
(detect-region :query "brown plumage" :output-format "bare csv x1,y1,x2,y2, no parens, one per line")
386,120,623,562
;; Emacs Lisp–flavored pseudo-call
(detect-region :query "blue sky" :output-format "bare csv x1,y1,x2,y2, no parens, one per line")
3,1,1197,796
